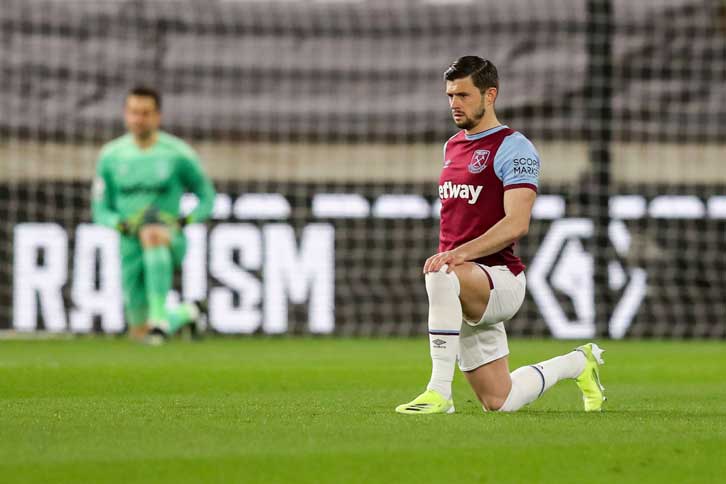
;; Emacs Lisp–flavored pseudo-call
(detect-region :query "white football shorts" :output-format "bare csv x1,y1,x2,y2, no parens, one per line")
458,265,526,372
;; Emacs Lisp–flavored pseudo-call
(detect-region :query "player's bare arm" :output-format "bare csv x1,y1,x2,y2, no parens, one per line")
423,188,536,274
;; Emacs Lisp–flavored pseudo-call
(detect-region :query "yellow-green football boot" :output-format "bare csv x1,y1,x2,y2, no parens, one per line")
575,343,606,412
395,389,455,414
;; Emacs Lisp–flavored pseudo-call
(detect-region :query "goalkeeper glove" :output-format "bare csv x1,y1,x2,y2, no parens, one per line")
117,208,192,235
116,220,133,235
116,207,155,235
116,209,146,235
177,215,193,227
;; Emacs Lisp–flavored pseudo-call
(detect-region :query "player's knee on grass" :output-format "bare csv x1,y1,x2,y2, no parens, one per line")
484,395,507,411
125,305,149,340
128,324,150,341
126,309,150,340
469,381,510,411
464,357,513,411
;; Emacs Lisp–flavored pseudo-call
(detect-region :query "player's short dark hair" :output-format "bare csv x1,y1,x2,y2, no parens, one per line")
127,85,162,111
444,56,499,94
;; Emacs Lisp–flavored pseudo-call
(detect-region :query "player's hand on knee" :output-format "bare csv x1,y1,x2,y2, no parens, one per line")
423,250,466,274
423,252,451,274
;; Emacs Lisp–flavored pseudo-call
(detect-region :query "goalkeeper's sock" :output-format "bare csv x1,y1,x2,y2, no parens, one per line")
499,350,586,412
142,246,173,324
166,303,199,335
425,267,462,401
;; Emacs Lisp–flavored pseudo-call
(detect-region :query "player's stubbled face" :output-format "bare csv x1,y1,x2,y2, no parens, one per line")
446,76,486,130
124,95,160,140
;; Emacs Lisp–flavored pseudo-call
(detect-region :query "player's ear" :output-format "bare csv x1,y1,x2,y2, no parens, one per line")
486,87,498,106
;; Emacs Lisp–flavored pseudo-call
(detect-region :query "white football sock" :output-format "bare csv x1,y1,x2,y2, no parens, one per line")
499,350,586,412
425,267,462,400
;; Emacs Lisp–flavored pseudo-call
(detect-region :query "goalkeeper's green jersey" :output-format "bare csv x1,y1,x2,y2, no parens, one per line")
92,131,215,229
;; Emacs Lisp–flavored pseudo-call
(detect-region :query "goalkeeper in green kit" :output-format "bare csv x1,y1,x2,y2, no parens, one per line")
92,86,216,342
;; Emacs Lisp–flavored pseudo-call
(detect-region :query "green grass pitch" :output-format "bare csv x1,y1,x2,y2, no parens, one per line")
1,337,724,483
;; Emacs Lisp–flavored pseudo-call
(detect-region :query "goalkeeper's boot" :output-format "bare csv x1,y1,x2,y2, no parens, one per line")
575,343,606,412
395,389,455,414
144,322,169,346
183,300,208,341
